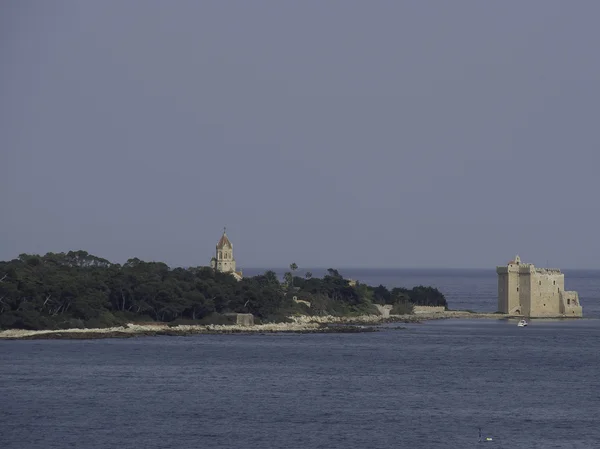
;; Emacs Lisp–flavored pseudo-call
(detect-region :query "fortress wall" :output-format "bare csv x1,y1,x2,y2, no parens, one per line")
561,291,583,317
497,265,520,313
529,271,563,317
507,268,520,312
518,274,530,316
496,268,509,313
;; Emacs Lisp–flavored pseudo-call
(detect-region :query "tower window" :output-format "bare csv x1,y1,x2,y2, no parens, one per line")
516,287,519,292
553,280,556,285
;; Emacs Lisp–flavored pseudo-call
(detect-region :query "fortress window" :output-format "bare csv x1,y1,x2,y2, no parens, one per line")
567,298,571,305
516,287,519,292
539,281,541,285
553,280,556,285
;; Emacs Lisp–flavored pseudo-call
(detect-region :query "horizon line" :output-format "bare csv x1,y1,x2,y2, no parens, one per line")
237,266,600,272
5,252,598,271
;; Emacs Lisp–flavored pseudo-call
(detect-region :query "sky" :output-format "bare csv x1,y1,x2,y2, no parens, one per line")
1,1,599,270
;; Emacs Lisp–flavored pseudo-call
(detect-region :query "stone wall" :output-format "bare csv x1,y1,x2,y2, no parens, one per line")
560,291,583,317
223,313,254,326
293,296,311,308
528,271,563,317
374,304,393,317
497,264,521,314
413,306,446,314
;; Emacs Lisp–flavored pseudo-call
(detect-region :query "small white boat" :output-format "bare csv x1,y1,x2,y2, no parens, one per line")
478,427,493,442
517,319,528,327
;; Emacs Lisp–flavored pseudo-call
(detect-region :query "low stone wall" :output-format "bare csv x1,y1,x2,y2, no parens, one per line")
413,306,446,314
374,304,393,318
293,297,311,308
223,313,254,326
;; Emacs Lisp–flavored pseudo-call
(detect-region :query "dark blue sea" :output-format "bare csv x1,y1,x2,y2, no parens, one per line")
1,269,599,449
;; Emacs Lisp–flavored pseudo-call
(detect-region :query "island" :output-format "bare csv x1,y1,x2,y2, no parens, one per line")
0,250,461,339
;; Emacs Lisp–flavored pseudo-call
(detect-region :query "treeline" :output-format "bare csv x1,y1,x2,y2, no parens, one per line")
0,251,447,330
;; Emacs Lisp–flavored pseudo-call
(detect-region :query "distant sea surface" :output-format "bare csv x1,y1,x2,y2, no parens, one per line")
2,269,599,449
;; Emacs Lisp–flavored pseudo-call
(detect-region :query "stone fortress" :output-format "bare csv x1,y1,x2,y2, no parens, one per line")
210,228,243,281
496,255,582,317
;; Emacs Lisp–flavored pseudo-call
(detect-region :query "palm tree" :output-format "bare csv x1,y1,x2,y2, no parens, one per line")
289,263,298,287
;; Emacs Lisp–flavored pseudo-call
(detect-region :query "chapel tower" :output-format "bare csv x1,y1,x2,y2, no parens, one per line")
210,228,236,274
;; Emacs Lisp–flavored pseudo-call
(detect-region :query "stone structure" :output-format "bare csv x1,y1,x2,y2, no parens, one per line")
210,228,243,281
223,313,254,326
413,305,446,314
374,304,393,317
496,255,582,317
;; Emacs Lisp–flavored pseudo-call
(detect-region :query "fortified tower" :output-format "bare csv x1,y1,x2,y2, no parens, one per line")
496,255,582,317
496,255,523,315
210,228,243,280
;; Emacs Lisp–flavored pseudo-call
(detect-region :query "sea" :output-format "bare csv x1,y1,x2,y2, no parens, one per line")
1,268,599,449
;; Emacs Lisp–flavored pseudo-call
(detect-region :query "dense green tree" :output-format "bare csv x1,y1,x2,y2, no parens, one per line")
0,252,447,330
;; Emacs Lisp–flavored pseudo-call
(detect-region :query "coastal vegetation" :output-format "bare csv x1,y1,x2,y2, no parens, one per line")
0,251,447,331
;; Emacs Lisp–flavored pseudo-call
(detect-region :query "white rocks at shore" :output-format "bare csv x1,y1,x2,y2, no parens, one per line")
0,310,507,340
0,321,322,339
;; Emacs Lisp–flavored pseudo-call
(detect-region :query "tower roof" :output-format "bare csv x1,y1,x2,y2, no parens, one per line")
216,229,232,249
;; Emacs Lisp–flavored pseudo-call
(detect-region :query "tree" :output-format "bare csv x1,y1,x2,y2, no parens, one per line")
305,271,312,279
326,268,343,279
373,285,392,305
289,263,298,288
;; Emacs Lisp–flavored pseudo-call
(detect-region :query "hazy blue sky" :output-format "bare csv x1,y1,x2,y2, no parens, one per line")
1,1,599,269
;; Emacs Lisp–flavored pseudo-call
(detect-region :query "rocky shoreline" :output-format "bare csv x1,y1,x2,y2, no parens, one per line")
0,311,507,340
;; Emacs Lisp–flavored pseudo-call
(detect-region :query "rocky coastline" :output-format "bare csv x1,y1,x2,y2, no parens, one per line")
0,310,507,341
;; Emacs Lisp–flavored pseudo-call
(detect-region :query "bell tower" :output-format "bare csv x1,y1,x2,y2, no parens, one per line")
210,227,236,273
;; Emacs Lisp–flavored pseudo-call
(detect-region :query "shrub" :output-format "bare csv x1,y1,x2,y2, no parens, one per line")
391,300,414,315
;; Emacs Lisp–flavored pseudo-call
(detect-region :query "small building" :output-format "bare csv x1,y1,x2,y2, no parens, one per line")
210,228,243,281
496,255,582,317
223,313,254,326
